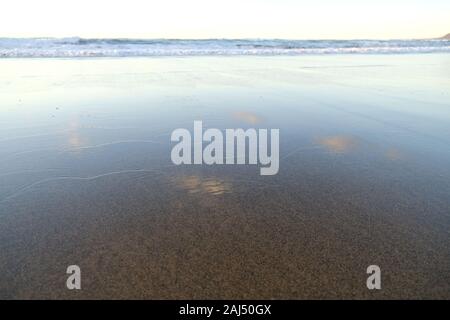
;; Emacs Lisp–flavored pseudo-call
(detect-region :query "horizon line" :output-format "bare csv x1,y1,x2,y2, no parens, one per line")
0,35,448,41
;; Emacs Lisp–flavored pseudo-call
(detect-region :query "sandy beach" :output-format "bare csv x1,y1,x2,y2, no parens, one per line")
0,54,449,299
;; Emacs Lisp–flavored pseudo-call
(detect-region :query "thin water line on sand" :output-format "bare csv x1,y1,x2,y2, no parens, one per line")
3,147,62,159
65,139,164,151
0,131,70,143
0,168,167,204
3,139,165,160
0,168,65,178
307,96,450,147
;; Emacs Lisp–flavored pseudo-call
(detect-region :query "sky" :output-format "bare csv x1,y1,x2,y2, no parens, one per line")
1,0,449,39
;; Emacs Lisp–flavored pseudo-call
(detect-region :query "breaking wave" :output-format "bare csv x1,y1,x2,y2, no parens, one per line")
1,38,449,58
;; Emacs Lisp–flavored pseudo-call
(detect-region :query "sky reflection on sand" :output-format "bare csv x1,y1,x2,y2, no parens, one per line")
0,55,449,299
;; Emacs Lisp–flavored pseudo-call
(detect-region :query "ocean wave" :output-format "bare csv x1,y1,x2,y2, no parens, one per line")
0,38,449,57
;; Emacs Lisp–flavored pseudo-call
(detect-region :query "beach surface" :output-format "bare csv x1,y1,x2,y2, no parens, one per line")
0,54,449,299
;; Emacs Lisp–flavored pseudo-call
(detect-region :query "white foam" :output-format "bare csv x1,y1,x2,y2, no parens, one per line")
1,38,449,58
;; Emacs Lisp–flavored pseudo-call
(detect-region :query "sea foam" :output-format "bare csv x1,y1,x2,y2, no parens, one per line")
1,38,449,58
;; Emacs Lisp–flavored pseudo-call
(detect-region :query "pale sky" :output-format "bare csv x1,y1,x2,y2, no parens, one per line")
1,0,449,39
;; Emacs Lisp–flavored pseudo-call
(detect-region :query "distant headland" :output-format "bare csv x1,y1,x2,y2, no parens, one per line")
439,33,450,40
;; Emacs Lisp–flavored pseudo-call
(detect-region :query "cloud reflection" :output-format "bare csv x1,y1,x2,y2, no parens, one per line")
173,176,232,196
233,111,263,125
317,135,359,153
67,119,87,152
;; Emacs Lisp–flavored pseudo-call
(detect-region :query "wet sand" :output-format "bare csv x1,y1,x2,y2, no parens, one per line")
0,55,449,299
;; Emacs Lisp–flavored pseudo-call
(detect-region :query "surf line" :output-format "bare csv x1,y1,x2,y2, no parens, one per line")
171,121,279,175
